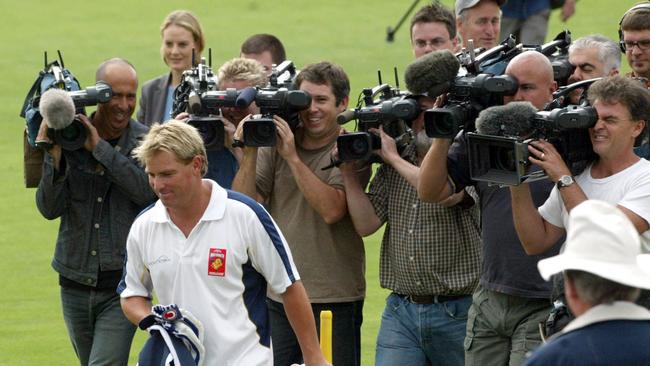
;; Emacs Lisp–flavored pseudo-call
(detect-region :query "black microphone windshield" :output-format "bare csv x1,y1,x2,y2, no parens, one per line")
39,89,75,130
404,50,460,97
475,101,538,137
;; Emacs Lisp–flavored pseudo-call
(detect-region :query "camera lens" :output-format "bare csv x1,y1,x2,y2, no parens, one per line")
493,146,516,172
188,117,225,150
196,123,216,144
53,119,87,150
244,119,277,147
350,137,370,156
60,124,83,141
256,123,274,139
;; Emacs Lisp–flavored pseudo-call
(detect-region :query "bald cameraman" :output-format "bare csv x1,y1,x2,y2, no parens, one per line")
35,58,156,365
417,51,561,366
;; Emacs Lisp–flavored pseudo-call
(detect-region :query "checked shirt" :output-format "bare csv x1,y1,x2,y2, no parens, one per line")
368,144,481,296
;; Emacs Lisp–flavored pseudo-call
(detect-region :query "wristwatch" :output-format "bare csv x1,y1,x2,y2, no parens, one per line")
557,175,575,189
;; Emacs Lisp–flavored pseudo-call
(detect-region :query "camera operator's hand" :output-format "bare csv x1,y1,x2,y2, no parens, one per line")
220,115,239,148
232,114,254,148
76,114,101,152
368,127,400,166
528,140,571,183
36,119,62,169
173,112,190,122
275,115,298,161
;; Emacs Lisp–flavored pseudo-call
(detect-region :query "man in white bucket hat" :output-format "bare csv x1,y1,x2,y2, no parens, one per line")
522,199,650,365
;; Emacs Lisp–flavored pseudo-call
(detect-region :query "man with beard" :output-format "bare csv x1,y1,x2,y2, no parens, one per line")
339,93,481,365
35,58,156,365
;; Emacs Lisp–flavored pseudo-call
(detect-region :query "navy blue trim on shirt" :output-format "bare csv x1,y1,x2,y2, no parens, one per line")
227,190,297,282
241,259,271,347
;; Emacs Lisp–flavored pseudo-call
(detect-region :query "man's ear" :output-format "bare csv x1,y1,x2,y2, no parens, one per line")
338,95,349,112
632,119,646,139
192,155,204,175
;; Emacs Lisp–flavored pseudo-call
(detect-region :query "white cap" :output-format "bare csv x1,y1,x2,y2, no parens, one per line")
537,200,650,289
455,0,507,17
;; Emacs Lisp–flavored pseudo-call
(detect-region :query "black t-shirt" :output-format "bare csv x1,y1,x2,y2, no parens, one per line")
448,132,562,298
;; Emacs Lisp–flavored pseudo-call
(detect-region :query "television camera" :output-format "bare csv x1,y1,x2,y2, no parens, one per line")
336,69,418,163
422,31,574,139
466,79,601,186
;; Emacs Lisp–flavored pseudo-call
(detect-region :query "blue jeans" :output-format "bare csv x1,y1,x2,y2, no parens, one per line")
60,286,135,366
268,298,364,366
375,293,472,366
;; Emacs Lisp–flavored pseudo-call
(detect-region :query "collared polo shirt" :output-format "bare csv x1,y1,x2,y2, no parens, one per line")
119,180,299,365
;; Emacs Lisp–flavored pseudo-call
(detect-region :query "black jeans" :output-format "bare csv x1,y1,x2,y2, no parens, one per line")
268,298,364,366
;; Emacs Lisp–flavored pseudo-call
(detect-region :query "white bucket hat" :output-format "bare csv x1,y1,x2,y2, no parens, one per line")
538,200,650,290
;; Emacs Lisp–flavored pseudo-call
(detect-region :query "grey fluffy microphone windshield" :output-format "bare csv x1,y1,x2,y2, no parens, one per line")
39,89,76,130
475,101,538,137
404,50,460,97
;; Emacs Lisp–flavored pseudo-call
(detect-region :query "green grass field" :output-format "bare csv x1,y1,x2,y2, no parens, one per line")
0,0,637,364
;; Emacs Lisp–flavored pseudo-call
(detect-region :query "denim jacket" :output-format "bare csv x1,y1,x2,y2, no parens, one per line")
36,119,156,286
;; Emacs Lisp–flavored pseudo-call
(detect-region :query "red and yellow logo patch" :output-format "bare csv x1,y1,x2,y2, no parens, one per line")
208,248,227,276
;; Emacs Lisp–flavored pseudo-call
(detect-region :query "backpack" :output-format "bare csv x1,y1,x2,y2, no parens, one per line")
19,51,82,187
19,52,82,147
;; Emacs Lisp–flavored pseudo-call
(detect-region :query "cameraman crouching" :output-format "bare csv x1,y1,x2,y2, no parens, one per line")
35,58,156,365
510,76,650,260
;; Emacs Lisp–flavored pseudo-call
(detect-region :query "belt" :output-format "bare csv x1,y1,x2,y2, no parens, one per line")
398,293,469,304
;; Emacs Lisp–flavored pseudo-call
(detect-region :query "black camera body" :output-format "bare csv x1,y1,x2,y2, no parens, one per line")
424,31,574,140
424,74,519,138
337,83,417,163
243,87,312,147
468,103,598,186
187,116,226,151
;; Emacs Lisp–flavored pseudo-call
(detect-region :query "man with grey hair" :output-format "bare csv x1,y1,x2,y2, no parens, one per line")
35,58,156,365
522,200,650,365
455,0,506,50
119,120,330,366
566,34,621,104
568,34,621,83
